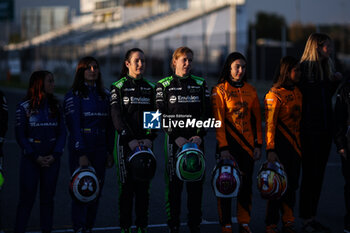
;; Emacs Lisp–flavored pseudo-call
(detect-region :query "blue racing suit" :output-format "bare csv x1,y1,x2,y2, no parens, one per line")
14,99,66,233
64,85,113,231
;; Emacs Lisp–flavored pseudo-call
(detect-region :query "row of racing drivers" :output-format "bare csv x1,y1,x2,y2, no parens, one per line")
0,32,347,233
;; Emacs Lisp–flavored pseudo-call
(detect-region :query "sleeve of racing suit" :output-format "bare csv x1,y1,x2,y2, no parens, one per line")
105,91,115,154
156,82,171,135
251,89,263,148
144,84,157,141
211,85,229,153
64,92,86,157
53,105,67,159
110,85,135,143
334,85,348,152
264,91,281,152
197,80,211,138
0,92,8,158
15,104,36,160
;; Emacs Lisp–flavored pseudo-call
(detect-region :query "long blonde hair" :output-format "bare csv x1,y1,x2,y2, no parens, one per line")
300,33,333,81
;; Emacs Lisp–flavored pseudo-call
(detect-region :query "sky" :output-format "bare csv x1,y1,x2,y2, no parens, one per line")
245,0,350,25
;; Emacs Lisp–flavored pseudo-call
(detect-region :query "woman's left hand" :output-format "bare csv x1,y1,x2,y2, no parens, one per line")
44,155,55,166
189,136,202,146
253,147,261,161
139,139,152,148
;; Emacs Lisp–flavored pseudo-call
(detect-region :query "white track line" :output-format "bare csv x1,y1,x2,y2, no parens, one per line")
27,219,225,233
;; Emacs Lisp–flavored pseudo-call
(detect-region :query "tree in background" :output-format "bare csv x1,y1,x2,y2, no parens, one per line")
252,12,286,41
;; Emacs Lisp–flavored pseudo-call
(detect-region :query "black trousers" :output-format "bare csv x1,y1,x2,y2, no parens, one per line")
165,135,204,229
116,138,151,229
299,131,332,220
217,145,254,226
342,154,350,227
266,132,301,225
119,179,150,229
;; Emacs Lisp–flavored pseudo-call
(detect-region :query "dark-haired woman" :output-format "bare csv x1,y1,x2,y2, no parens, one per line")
110,48,156,233
298,33,342,232
211,52,262,233
14,71,66,233
264,56,302,233
64,57,113,233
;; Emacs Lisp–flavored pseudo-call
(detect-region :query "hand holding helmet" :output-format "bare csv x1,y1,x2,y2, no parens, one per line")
79,155,90,167
139,139,152,148
220,150,234,161
189,136,202,146
267,151,280,163
175,137,189,148
128,139,140,151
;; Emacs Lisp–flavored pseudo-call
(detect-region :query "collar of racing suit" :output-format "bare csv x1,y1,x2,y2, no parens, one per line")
174,74,190,80
127,74,143,82
227,78,244,88
84,82,96,87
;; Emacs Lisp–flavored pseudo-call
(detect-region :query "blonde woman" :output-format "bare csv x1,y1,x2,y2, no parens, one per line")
298,33,342,233
156,46,210,233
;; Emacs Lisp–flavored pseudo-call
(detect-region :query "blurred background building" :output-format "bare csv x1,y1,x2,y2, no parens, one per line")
0,0,349,88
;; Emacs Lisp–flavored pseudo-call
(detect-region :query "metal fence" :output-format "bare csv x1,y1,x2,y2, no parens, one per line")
1,28,348,90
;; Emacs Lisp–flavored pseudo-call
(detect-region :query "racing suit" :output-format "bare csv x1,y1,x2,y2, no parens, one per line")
264,85,302,226
211,80,262,226
0,90,8,231
334,79,350,229
64,85,113,232
14,99,66,233
110,75,156,230
156,74,210,231
298,63,339,220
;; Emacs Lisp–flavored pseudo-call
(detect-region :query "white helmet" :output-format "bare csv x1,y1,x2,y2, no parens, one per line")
69,166,100,203
211,159,241,198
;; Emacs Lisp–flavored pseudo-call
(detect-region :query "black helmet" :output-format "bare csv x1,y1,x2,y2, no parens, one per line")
128,145,157,182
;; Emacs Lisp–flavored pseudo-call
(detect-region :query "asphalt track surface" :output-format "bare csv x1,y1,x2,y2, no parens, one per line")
0,88,345,233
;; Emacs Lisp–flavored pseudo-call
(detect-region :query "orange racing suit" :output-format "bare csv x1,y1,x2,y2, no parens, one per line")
264,85,302,226
212,80,262,156
212,80,262,226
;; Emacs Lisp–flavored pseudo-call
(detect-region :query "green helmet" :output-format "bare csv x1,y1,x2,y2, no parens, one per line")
176,143,205,182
